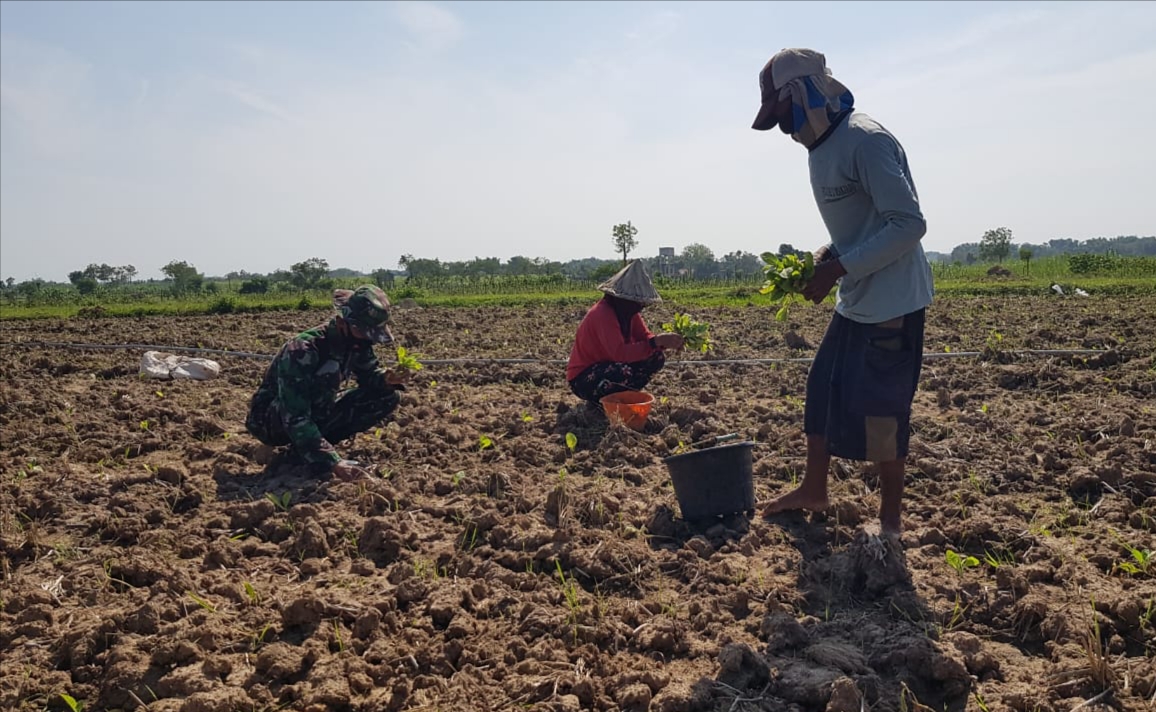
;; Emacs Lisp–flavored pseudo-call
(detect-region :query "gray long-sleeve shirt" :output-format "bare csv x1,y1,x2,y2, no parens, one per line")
808,112,934,323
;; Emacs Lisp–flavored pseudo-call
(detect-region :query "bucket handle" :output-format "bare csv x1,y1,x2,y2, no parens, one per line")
690,433,741,450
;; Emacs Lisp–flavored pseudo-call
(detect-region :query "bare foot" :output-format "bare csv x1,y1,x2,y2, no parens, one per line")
332,460,372,482
880,517,903,537
761,487,829,518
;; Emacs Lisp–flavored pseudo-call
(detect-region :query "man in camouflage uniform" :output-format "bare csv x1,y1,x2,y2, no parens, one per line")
246,285,409,481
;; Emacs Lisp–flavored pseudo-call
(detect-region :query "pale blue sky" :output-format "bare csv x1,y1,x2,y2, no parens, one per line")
2,1,1153,281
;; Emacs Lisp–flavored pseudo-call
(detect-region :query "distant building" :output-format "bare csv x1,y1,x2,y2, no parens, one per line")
658,247,676,276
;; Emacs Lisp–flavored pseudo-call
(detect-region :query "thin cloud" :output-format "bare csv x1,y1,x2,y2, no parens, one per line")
865,7,1047,73
625,9,681,47
216,80,294,123
393,1,464,52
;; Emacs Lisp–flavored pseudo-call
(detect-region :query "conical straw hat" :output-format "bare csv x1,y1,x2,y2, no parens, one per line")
598,261,661,305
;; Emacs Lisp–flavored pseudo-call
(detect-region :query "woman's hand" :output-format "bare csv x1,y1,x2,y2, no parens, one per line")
653,333,685,351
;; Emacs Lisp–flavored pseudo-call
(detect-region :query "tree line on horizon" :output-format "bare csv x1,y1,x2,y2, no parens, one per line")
938,233,1155,265
2,232,1153,299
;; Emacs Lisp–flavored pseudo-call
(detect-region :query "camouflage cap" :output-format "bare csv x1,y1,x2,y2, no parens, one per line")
333,286,394,344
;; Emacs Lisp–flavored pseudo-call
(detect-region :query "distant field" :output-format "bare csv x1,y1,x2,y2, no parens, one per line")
1,256,1153,320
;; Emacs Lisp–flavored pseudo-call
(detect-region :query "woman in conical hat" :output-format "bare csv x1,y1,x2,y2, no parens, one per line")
566,261,685,406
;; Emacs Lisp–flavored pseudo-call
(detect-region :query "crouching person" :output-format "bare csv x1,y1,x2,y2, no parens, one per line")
566,261,684,407
246,285,409,481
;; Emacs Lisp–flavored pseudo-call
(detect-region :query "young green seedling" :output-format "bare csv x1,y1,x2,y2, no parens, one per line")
265,491,292,512
478,435,494,451
973,691,992,712
460,523,479,551
59,694,82,712
1141,599,1155,630
186,590,217,613
759,251,816,321
1114,546,1152,576
565,432,578,454
982,549,1016,570
243,581,260,605
1109,528,1153,576
252,623,273,651
555,560,581,628
946,549,980,574
660,312,712,353
985,329,1004,351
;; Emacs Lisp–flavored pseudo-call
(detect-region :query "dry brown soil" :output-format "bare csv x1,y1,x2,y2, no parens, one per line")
1,295,1154,712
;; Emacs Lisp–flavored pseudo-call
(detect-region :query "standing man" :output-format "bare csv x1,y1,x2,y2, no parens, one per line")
246,286,409,481
753,48,933,534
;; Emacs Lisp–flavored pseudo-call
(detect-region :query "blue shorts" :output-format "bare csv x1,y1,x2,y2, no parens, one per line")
804,309,925,462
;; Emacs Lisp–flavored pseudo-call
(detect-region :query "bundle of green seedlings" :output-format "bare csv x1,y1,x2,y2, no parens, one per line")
661,312,712,353
759,252,815,321
395,346,424,372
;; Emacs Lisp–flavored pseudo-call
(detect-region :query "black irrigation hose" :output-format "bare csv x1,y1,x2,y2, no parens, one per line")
0,340,1115,366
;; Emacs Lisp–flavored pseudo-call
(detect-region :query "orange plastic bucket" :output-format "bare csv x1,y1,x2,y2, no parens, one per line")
600,391,655,431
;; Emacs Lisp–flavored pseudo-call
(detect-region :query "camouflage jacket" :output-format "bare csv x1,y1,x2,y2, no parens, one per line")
251,320,391,470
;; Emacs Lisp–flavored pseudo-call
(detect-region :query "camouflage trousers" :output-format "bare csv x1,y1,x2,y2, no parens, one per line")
568,351,666,405
246,387,401,450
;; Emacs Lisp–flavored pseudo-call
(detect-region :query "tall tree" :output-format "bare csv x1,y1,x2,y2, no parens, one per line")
403,257,443,281
506,256,534,276
612,221,639,266
289,258,330,290
91,263,117,282
161,260,204,293
114,265,138,283
681,243,716,279
979,227,1013,263
1018,246,1033,275
69,272,98,295
720,250,763,278
371,268,395,289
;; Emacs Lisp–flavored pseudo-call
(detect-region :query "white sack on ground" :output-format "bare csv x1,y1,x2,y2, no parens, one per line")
139,351,221,380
